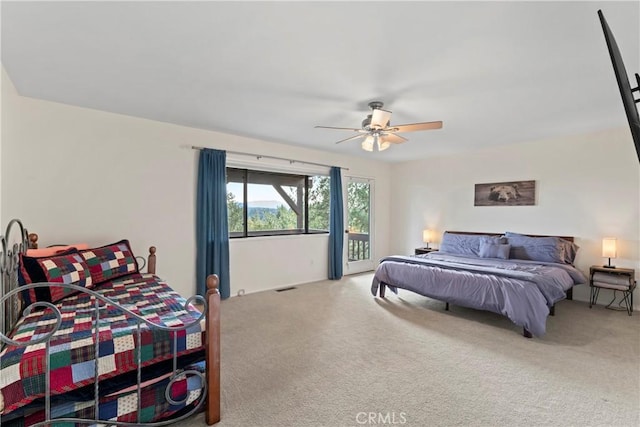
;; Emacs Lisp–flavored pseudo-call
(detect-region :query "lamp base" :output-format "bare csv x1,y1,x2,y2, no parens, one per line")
603,257,616,269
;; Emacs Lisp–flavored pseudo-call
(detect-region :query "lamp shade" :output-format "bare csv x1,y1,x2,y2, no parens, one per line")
423,229,432,244
602,238,617,258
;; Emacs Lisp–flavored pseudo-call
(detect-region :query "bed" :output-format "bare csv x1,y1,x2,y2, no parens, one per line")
0,219,221,426
372,231,587,337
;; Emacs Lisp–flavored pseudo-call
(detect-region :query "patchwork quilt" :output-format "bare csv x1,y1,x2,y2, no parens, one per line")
0,273,205,416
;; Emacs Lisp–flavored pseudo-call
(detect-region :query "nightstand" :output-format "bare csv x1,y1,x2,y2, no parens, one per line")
415,247,438,255
589,266,636,315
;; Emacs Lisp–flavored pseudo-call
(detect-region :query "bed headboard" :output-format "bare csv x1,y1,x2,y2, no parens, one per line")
445,231,574,242
0,219,29,341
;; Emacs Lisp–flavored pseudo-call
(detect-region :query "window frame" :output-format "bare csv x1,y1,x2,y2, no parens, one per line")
226,167,329,238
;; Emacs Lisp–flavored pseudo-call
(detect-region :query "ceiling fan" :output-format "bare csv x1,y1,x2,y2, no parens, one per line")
315,101,443,152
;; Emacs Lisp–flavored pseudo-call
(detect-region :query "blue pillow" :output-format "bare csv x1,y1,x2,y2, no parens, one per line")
439,232,505,258
479,242,511,260
504,232,566,264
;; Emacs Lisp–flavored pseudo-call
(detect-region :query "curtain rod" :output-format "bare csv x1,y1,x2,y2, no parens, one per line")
190,146,349,170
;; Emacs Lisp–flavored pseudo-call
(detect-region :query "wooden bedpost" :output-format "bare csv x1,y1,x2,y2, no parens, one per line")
147,246,156,274
205,274,221,425
28,233,38,249
379,283,386,298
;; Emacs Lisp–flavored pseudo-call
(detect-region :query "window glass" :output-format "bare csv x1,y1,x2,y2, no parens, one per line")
226,168,328,237
227,181,244,237
308,176,330,232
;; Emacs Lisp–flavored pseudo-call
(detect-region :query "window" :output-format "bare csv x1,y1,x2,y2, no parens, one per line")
226,168,330,238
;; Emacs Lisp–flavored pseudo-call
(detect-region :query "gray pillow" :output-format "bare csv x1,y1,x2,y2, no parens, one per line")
504,232,565,264
479,242,511,260
439,232,505,258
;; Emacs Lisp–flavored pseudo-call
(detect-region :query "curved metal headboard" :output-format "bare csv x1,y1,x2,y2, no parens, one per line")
0,219,29,340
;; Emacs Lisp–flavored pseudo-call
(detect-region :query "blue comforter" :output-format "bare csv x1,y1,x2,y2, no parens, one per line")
371,253,586,336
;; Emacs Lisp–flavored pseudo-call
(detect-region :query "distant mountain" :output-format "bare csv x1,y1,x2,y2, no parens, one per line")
248,200,284,209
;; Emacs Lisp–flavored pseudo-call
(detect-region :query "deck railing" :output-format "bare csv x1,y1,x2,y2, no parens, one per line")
348,232,370,262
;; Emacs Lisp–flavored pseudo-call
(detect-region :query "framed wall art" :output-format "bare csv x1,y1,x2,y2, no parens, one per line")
474,180,536,206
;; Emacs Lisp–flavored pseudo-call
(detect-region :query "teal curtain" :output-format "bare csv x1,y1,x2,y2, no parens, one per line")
196,148,230,298
328,166,344,280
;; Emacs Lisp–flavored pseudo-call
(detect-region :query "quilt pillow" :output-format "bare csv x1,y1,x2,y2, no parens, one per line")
504,232,569,264
79,240,139,285
439,232,506,258
19,251,92,305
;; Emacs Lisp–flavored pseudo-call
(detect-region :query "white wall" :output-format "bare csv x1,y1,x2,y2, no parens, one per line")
1,69,391,297
390,128,640,305
0,68,15,228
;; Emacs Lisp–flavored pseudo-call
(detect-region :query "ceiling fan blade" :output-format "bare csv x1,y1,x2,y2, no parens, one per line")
334,133,368,145
370,108,392,128
315,125,364,132
390,121,443,133
381,133,407,144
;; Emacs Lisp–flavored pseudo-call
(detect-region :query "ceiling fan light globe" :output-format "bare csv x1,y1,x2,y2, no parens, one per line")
361,136,374,152
378,140,391,151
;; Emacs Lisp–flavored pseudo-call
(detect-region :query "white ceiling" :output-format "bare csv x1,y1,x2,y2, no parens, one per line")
2,1,639,162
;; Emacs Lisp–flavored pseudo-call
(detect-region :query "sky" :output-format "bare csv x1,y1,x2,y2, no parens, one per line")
228,182,286,206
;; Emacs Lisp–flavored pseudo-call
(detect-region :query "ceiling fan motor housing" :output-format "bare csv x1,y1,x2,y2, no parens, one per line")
363,101,390,129
362,115,372,130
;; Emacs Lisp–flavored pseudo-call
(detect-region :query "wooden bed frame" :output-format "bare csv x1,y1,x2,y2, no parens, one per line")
377,231,576,338
2,227,221,425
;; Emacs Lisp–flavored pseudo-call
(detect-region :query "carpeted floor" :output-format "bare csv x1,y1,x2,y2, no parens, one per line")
174,273,640,427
